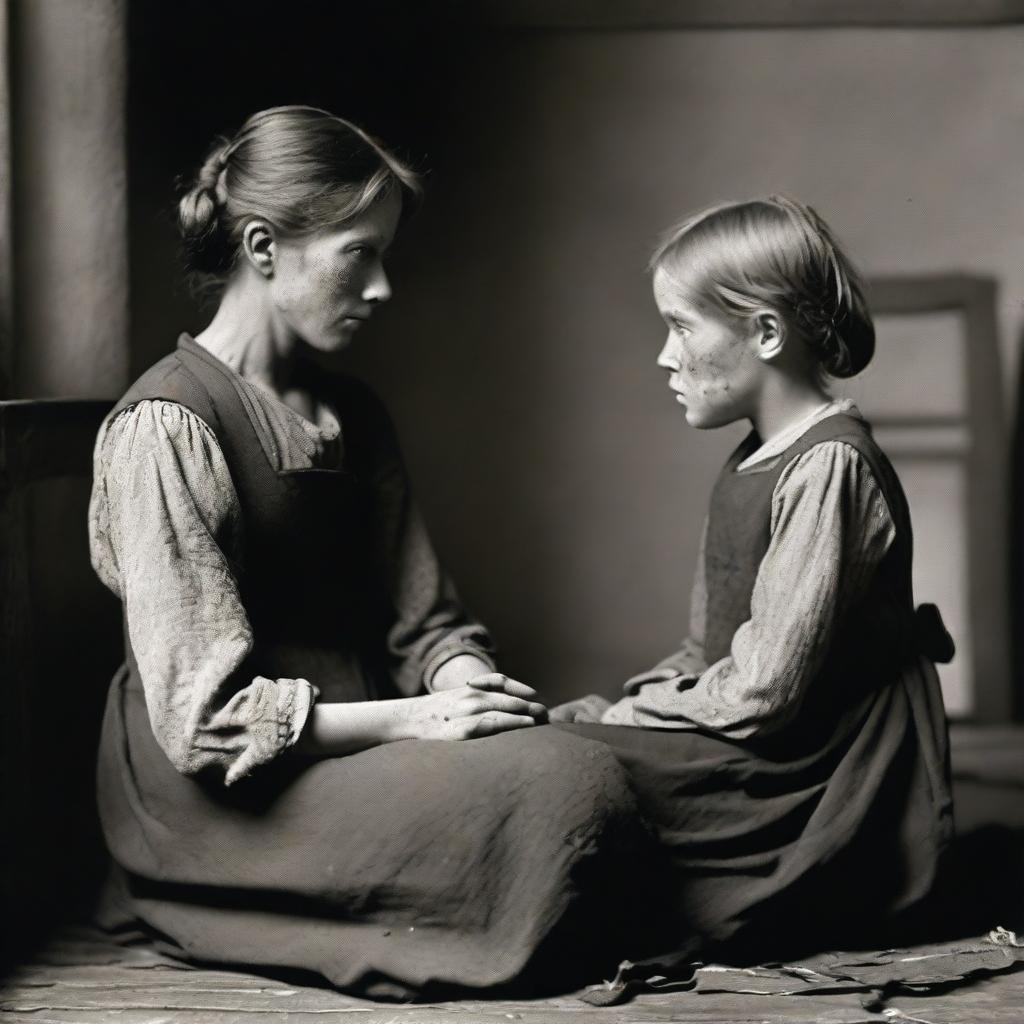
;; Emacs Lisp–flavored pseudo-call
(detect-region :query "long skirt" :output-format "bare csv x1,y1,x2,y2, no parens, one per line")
96,669,657,998
557,666,953,969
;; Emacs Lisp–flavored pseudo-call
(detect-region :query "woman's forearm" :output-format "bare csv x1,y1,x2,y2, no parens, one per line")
294,698,417,758
293,679,547,758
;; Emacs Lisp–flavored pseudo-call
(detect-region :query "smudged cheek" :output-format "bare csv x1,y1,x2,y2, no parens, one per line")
277,258,359,325
316,256,360,296
682,351,740,403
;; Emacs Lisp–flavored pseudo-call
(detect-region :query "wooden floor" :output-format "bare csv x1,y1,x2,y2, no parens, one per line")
2,926,1023,1024
3,724,1023,1024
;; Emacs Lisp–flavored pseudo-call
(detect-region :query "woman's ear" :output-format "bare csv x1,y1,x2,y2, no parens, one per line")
242,220,275,277
754,311,786,362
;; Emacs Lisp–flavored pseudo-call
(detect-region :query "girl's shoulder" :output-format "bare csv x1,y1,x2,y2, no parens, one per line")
776,413,910,530
721,411,882,482
783,413,898,494
786,411,878,459
712,410,907,527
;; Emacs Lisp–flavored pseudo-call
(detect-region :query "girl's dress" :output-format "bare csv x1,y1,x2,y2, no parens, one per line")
89,335,650,997
561,402,954,965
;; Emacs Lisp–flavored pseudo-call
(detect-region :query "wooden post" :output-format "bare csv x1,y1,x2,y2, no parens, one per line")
0,0,12,399
10,0,129,398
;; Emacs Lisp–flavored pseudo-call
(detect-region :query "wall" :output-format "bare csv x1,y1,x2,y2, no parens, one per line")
9,0,128,397
127,15,1024,707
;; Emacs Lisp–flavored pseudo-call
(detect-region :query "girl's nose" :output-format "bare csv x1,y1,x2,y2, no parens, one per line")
657,334,681,372
362,263,392,304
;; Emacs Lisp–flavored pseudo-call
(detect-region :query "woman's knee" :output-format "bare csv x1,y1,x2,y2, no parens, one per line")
505,726,638,821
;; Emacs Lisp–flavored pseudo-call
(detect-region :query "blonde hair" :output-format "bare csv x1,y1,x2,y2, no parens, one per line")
651,196,874,379
178,105,422,287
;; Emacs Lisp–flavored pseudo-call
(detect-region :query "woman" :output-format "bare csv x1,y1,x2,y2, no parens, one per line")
89,106,649,999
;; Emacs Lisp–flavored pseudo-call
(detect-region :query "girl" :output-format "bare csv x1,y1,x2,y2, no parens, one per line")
89,106,650,999
553,196,954,981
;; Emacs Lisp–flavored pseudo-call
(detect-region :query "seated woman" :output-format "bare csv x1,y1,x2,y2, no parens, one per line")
553,197,954,990
89,105,650,999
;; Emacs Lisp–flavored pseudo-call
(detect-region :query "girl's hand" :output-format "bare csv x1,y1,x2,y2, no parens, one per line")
404,674,548,741
549,694,612,724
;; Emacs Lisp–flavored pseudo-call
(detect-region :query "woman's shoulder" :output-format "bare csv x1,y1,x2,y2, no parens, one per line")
111,338,221,433
96,400,222,479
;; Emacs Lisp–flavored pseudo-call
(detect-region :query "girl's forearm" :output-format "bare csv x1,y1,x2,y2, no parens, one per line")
294,698,417,758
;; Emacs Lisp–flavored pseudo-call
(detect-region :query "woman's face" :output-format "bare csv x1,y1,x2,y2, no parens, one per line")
268,189,402,354
652,266,763,430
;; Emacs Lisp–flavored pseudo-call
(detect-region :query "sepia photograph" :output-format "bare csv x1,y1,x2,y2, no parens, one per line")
1,1,1023,1021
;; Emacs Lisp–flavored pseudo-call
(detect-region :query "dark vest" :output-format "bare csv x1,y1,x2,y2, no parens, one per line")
703,414,925,737
111,335,397,704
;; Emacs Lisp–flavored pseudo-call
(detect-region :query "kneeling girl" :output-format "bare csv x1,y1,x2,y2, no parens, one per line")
556,196,954,968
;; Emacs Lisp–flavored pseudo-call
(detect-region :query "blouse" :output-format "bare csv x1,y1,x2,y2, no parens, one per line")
89,374,494,784
601,401,897,737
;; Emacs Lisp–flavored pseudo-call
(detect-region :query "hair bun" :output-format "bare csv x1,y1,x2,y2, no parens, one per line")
793,299,874,379
827,308,875,379
178,143,233,276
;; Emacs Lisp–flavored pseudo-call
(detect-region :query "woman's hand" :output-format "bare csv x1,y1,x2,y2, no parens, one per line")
294,675,546,758
405,674,548,741
549,694,612,724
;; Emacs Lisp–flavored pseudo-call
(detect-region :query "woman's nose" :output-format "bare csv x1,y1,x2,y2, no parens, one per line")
362,263,392,304
657,334,681,372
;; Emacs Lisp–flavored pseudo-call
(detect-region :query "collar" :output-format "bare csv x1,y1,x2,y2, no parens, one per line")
736,398,862,472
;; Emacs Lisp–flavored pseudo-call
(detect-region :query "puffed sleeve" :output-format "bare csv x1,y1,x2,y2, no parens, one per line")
89,400,317,784
602,442,896,736
359,391,495,695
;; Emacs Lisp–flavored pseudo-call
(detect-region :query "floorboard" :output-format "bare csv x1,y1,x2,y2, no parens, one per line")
2,927,1022,1024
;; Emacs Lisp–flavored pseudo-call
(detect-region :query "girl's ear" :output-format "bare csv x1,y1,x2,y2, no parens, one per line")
242,220,276,277
753,311,786,363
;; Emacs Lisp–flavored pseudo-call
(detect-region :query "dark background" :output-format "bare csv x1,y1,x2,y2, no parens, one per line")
124,2,1024,712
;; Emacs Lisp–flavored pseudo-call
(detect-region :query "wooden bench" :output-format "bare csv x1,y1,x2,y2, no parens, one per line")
0,399,120,966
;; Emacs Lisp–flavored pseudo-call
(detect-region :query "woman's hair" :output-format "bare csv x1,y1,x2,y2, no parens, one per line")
178,105,422,285
650,196,874,379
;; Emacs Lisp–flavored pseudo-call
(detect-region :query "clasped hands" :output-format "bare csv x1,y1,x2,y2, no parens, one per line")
423,655,686,737
420,653,547,740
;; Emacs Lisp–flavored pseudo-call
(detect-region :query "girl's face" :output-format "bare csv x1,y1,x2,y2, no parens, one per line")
268,189,402,354
652,266,764,430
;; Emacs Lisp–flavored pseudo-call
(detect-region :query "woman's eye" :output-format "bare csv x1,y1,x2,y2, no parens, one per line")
347,245,373,259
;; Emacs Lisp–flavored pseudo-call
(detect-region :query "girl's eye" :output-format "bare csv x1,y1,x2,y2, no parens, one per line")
671,319,690,335
347,245,374,260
